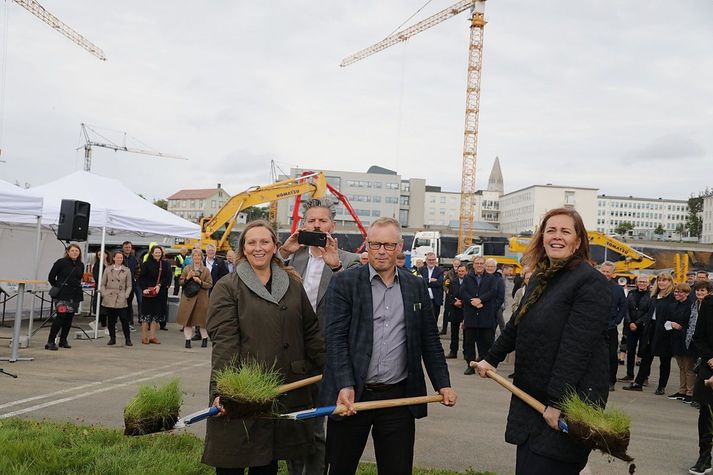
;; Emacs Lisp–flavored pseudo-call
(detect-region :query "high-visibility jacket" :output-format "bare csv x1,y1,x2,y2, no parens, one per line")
174,254,185,276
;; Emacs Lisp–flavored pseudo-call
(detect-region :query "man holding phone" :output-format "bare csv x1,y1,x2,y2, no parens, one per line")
278,197,360,475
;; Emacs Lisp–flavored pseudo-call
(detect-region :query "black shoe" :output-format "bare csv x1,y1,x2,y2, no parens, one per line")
125,339,133,347
45,343,58,351
201,338,208,348
160,327,168,331
618,359,625,366
58,341,71,349
609,383,616,392
618,375,634,382
668,392,686,400
507,373,515,379
185,339,191,349
683,395,693,404
692,401,702,409
643,378,649,387
689,453,712,475
654,387,665,395
107,338,116,346
622,383,643,391
439,330,447,335
191,334,202,341
464,367,475,375
445,352,457,359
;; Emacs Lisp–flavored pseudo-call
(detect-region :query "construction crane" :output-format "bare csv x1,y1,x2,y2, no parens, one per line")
340,0,486,253
12,0,106,61
79,123,188,172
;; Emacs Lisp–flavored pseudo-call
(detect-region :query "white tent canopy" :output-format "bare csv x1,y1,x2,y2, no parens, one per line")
15,170,199,238
0,179,43,219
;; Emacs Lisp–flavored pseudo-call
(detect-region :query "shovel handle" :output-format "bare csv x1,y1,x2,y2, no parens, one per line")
278,374,322,394
334,394,444,415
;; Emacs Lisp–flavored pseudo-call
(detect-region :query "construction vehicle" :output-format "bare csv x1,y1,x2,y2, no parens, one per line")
507,231,656,282
175,171,368,253
340,0,488,254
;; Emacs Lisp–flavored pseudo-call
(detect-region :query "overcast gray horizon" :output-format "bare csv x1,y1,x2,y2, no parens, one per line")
0,0,710,202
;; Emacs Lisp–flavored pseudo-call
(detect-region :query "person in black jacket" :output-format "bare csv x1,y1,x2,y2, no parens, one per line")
462,255,498,375
138,245,172,345
668,283,692,401
46,243,85,351
623,272,676,394
598,261,626,391
474,208,610,475
690,294,713,474
619,275,652,382
446,265,467,359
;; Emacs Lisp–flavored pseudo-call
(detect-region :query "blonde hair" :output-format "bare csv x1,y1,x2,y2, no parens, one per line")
652,272,674,298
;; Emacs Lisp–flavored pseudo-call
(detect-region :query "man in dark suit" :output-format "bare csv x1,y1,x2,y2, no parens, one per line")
462,255,497,375
446,264,467,358
278,197,359,475
203,243,229,292
419,252,445,328
321,217,457,475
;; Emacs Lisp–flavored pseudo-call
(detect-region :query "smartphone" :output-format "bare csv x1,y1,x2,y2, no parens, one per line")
298,230,327,247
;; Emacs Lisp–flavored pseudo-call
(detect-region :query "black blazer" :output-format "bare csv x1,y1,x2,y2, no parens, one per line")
205,257,229,290
485,261,610,465
461,272,497,328
320,265,451,419
419,265,445,306
446,276,466,322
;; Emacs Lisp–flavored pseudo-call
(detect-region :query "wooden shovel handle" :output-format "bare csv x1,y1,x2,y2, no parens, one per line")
278,375,322,394
333,394,443,415
469,362,546,415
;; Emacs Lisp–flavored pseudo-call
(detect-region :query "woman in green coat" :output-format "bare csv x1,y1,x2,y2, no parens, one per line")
202,220,325,475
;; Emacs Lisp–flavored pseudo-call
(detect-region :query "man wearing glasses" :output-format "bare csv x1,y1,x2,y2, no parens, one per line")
321,217,457,475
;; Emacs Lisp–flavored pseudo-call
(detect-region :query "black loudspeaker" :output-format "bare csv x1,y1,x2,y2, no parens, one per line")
57,199,91,242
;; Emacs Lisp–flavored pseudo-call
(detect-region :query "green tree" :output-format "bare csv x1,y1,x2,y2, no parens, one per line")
153,199,168,210
686,188,711,238
654,224,665,235
243,206,269,222
614,221,635,236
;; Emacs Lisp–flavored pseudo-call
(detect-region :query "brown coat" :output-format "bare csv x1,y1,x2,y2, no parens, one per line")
100,266,132,309
202,261,325,469
176,265,212,327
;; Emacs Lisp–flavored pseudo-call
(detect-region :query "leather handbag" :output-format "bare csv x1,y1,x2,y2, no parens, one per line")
182,279,201,298
142,261,162,298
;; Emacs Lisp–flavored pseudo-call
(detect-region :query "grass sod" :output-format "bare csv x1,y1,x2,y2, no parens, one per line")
123,378,183,436
214,359,285,418
559,391,634,464
0,418,497,475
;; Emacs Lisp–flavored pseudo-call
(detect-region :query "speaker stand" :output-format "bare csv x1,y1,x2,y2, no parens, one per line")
0,368,18,378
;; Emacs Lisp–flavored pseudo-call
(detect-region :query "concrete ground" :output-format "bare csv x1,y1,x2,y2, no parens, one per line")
0,316,699,475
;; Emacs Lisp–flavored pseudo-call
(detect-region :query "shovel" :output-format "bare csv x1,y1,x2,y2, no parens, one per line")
174,374,323,429
281,394,444,420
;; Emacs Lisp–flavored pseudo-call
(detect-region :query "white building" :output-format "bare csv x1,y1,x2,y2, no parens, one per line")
596,195,689,239
701,194,713,244
276,166,426,229
167,184,231,222
499,185,598,234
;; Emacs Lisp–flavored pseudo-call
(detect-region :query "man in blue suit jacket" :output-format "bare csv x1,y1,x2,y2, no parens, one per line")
462,255,498,375
321,217,457,475
419,252,445,329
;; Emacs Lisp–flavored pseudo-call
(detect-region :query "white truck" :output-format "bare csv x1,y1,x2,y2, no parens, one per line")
410,231,482,268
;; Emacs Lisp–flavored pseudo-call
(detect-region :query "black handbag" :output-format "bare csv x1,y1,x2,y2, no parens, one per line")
182,279,201,298
49,271,73,299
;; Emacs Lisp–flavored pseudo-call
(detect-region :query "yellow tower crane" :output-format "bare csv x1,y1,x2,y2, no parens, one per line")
340,0,487,253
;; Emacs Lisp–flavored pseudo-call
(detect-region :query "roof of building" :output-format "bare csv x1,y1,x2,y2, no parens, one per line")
487,156,504,194
425,185,442,192
502,184,599,196
167,188,223,200
366,165,397,175
598,194,687,203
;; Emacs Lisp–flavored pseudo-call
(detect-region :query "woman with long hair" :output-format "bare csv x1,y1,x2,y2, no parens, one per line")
623,272,676,393
46,243,85,350
101,251,133,347
690,288,713,474
177,247,212,348
474,208,610,474
202,220,324,475
138,245,171,345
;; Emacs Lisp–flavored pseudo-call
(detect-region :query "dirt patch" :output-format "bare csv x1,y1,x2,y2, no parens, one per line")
219,395,273,419
124,413,179,436
567,418,634,463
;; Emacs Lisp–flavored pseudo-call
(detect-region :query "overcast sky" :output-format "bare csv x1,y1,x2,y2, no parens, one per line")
0,0,710,202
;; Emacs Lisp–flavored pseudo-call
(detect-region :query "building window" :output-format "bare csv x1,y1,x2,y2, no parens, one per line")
371,210,381,217
372,196,381,203
385,182,399,190
400,196,409,206
385,197,398,204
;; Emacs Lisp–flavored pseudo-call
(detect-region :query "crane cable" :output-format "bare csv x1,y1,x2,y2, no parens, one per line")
385,0,435,38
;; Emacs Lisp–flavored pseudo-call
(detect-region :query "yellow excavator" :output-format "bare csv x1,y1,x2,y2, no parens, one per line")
174,172,327,252
507,231,656,282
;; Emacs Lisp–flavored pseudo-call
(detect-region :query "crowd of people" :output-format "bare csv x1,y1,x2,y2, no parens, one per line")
43,203,713,475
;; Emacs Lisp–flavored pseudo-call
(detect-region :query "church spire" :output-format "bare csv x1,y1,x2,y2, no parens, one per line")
487,156,504,194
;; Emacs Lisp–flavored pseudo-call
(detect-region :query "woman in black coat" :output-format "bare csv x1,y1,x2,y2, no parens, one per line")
138,245,171,345
668,283,693,400
474,208,610,475
46,243,85,350
690,294,713,474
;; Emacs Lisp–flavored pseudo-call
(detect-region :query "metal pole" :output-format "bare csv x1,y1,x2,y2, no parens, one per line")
27,217,42,344
93,225,106,339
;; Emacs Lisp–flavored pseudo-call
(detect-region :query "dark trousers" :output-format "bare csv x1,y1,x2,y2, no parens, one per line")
449,315,462,356
608,328,619,384
47,312,74,344
126,287,135,324
496,308,505,332
516,440,586,475
463,327,495,363
107,307,130,341
325,382,415,475
635,354,672,388
625,329,641,378
442,301,451,333
699,402,713,454
430,300,441,324
173,275,181,296
287,384,325,475
215,461,277,475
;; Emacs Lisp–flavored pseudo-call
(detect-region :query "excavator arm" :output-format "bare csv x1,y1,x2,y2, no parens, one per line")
200,172,327,251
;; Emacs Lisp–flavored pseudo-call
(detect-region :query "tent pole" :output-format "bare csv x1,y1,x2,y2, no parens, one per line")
26,217,42,344
93,226,106,339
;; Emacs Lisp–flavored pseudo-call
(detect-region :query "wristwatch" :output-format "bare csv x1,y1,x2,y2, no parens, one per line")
330,261,343,272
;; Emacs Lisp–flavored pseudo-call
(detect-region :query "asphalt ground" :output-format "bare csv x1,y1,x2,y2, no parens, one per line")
0,315,699,475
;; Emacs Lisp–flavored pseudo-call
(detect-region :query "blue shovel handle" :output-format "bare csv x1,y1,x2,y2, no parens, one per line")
558,418,569,433
183,405,221,425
